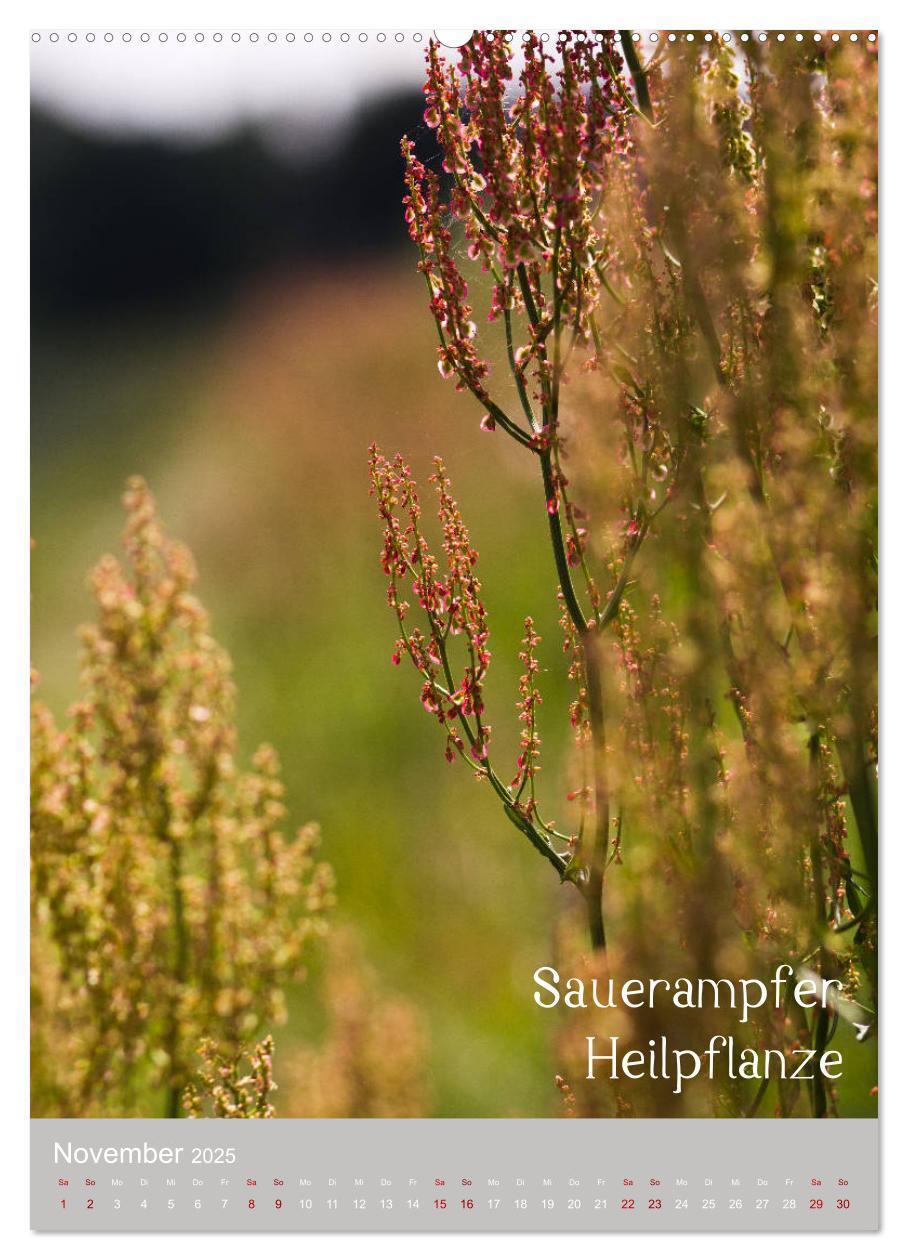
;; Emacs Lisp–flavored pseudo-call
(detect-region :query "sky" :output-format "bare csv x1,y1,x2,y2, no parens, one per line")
29,29,445,144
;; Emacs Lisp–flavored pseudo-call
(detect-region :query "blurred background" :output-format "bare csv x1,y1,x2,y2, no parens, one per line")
31,33,581,1117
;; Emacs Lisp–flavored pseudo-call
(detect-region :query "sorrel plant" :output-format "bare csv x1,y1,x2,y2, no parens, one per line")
371,30,876,1116
31,480,334,1117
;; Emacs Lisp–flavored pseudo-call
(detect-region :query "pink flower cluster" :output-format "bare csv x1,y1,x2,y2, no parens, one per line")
370,445,491,766
402,30,633,411
512,617,543,802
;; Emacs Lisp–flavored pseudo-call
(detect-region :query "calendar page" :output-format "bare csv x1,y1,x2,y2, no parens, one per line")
29,25,879,1235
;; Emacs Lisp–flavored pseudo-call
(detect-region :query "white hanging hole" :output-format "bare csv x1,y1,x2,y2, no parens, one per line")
434,29,475,49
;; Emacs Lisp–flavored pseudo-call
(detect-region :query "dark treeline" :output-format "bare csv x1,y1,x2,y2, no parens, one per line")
31,91,431,320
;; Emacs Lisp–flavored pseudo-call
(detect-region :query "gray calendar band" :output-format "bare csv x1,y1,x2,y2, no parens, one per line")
31,1117,879,1232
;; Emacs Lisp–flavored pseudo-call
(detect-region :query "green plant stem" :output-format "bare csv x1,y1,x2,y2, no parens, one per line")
537,448,609,951
167,838,189,1118
808,730,831,1119
540,449,589,636
841,725,878,906
583,630,609,951
620,32,654,122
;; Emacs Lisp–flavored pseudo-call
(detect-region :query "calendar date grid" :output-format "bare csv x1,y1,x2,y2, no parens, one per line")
54,1168,859,1220
32,1117,878,1231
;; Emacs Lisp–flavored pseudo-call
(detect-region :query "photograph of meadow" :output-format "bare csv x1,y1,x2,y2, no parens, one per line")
31,29,877,1120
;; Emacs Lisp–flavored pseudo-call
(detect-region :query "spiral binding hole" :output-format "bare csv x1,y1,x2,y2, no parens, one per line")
29,29,881,47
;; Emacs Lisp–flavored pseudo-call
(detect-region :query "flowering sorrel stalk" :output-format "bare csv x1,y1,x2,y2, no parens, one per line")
31,480,334,1117
378,30,652,951
373,30,876,1117
183,1036,278,1119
